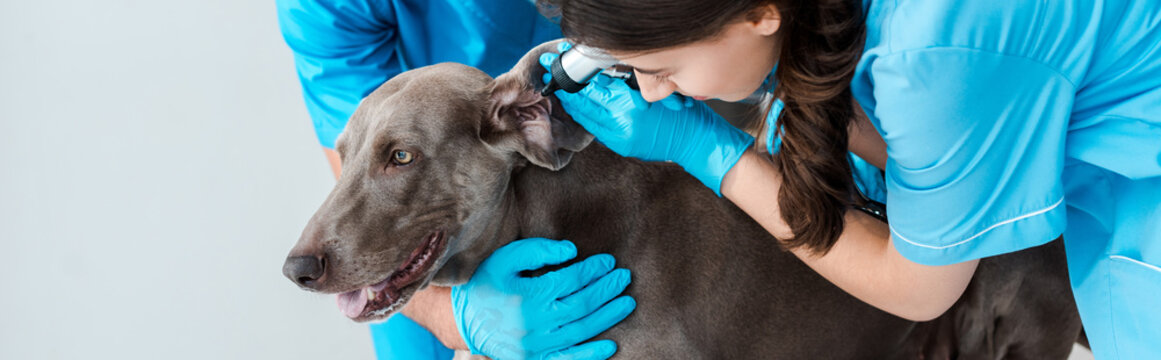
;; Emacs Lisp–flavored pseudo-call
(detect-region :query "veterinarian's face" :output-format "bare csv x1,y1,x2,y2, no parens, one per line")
612,11,781,103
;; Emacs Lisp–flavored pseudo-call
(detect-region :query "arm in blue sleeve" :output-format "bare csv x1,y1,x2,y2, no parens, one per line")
370,315,454,360
277,0,402,148
870,48,1073,265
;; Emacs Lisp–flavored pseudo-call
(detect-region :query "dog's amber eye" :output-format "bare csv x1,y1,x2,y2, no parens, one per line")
392,150,414,165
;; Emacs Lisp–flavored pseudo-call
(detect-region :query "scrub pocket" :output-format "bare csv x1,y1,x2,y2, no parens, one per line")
1107,255,1161,358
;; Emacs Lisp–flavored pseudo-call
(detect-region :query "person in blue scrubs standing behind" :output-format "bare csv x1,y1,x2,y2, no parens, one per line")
529,0,1159,358
276,1,636,359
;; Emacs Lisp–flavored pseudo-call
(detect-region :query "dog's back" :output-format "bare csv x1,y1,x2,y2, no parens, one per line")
509,143,1079,359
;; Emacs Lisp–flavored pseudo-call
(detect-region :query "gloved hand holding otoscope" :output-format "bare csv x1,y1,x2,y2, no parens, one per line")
539,42,756,197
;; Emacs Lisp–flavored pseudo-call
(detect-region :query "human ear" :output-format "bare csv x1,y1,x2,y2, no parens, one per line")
749,4,782,36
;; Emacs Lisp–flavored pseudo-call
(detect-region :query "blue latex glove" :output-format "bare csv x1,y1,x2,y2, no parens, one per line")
452,238,635,360
539,45,755,196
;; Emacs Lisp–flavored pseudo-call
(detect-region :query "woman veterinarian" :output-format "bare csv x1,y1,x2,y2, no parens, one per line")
278,0,636,359
532,0,1161,358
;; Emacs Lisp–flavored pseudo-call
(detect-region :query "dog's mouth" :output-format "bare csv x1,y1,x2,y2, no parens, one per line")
336,231,447,321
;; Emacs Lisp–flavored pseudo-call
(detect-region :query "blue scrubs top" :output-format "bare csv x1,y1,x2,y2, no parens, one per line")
850,1,1161,358
276,1,561,359
277,0,561,148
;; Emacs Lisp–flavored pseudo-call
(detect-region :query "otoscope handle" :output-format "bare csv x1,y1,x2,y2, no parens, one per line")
541,44,622,96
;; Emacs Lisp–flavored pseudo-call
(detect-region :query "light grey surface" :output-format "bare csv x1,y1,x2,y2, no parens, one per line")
0,1,1096,360
1071,344,1095,360
1,1,372,359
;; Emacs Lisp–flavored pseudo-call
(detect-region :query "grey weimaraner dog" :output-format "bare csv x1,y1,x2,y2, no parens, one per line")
283,41,1081,358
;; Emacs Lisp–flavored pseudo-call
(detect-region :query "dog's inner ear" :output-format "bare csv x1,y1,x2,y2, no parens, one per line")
484,73,593,170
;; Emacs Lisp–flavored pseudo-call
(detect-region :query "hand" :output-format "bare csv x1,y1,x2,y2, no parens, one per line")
451,238,635,360
539,44,754,195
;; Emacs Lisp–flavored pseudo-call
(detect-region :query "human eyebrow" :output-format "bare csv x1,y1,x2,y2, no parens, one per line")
632,67,670,75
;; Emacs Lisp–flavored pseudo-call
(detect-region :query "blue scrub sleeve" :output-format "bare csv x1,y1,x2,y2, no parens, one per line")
276,0,403,149
869,48,1073,265
370,314,454,360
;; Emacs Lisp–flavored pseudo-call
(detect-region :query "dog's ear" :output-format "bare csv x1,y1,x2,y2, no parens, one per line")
483,69,593,170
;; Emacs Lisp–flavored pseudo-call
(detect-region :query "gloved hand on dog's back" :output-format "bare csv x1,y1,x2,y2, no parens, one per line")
451,238,635,360
539,42,755,196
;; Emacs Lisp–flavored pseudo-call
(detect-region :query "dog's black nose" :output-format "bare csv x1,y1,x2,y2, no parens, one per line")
283,254,327,289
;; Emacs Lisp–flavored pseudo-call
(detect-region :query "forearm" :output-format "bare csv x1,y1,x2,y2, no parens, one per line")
402,286,468,350
324,147,467,349
790,212,977,321
721,150,977,321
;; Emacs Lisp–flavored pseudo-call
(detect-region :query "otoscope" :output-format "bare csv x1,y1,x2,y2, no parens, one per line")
541,44,638,96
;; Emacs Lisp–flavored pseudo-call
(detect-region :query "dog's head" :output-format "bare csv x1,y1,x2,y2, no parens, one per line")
282,41,593,322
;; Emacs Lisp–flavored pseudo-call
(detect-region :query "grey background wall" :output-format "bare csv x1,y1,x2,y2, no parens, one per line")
1,0,372,358
0,1,1094,359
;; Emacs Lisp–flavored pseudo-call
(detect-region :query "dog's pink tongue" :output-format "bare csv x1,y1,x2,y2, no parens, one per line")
337,289,368,319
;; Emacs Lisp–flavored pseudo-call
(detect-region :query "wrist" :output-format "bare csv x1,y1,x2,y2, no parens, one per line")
685,124,755,196
400,286,468,351
448,285,480,354
722,150,795,239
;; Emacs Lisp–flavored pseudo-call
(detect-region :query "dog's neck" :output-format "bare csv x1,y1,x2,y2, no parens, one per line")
509,144,678,253
429,187,522,286
433,144,689,285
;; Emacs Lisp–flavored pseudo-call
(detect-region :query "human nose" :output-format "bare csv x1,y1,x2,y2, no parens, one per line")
634,71,676,103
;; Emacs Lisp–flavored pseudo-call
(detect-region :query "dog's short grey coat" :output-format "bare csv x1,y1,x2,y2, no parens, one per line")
284,41,1081,359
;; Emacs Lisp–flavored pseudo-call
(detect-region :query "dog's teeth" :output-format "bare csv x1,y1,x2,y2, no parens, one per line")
366,288,376,301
